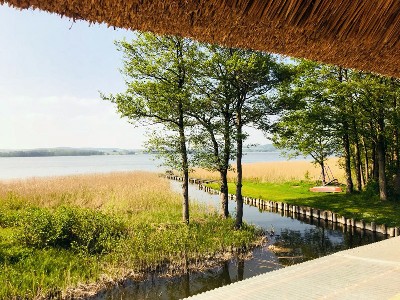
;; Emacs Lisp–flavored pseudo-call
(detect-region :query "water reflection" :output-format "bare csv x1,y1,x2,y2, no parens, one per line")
94,182,386,299
269,212,384,266
96,253,273,299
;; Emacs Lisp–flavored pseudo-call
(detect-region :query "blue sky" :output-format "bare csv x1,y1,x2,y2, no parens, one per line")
0,4,269,149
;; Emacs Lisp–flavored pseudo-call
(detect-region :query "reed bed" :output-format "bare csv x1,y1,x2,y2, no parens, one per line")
190,158,345,183
0,172,262,299
0,172,179,211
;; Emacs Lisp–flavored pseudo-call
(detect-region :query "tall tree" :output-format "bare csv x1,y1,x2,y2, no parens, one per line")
188,63,235,218
207,48,289,228
102,33,200,224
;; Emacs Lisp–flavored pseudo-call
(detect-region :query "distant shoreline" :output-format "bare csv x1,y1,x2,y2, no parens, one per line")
0,148,139,157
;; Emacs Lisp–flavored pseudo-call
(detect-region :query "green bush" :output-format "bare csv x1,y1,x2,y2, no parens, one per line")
19,206,128,254
0,245,32,264
0,207,20,228
363,180,379,199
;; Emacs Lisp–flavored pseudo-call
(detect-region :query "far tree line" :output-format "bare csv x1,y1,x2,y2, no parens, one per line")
102,33,400,227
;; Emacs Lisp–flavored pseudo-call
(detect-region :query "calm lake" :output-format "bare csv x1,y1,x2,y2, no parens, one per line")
0,152,294,180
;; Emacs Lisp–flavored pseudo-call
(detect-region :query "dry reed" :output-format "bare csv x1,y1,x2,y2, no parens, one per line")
190,158,345,183
0,172,185,215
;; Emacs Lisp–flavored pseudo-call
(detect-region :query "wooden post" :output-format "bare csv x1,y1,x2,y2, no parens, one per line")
371,222,376,233
332,213,338,223
388,227,395,237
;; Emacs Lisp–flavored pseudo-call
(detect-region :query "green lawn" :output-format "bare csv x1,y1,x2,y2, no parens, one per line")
208,181,400,227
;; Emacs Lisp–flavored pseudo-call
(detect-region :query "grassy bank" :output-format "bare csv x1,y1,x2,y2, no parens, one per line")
207,180,400,226
0,172,262,299
203,160,400,227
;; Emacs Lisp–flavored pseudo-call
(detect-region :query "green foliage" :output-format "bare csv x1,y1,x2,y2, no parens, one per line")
101,33,201,172
274,59,400,199
18,206,128,254
273,61,340,167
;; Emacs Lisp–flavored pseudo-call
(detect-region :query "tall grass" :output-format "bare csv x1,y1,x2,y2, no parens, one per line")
0,172,262,299
191,158,345,183
0,172,180,211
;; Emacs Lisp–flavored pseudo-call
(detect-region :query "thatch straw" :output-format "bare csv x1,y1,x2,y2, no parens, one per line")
1,0,400,78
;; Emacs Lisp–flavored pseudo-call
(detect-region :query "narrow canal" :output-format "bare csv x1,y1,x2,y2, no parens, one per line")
95,181,387,300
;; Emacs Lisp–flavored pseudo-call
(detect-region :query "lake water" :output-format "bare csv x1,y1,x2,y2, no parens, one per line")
0,152,296,180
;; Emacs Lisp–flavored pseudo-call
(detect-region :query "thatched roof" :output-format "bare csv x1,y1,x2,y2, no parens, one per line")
2,0,400,78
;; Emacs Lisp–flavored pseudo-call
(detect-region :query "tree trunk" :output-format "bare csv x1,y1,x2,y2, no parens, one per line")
349,99,363,190
339,68,354,192
377,119,388,201
342,122,354,193
361,136,369,183
320,160,326,185
221,107,231,218
178,102,190,224
354,143,363,191
235,112,244,229
237,259,244,281
220,170,229,218
176,40,189,224
372,142,379,181
394,128,400,196
206,128,229,218
377,138,388,200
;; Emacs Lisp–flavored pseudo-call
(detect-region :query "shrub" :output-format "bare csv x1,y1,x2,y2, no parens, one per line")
19,206,128,254
363,180,379,199
0,245,32,264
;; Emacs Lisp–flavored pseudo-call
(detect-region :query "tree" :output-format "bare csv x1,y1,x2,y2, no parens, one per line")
188,76,235,218
273,101,339,184
275,61,357,191
102,33,200,224
347,72,400,201
207,48,289,228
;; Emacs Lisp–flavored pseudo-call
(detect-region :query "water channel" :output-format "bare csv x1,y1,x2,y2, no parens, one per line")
94,181,387,300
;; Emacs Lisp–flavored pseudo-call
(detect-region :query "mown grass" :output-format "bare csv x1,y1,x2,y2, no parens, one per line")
0,172,262,299
208,179,400,227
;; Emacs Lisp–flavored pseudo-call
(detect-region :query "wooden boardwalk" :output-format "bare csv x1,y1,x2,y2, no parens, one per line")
187,237,400,300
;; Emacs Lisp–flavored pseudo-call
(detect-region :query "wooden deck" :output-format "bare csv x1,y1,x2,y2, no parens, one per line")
187,237,400,300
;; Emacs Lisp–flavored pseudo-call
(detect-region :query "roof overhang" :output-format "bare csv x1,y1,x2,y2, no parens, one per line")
2,0,400,78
